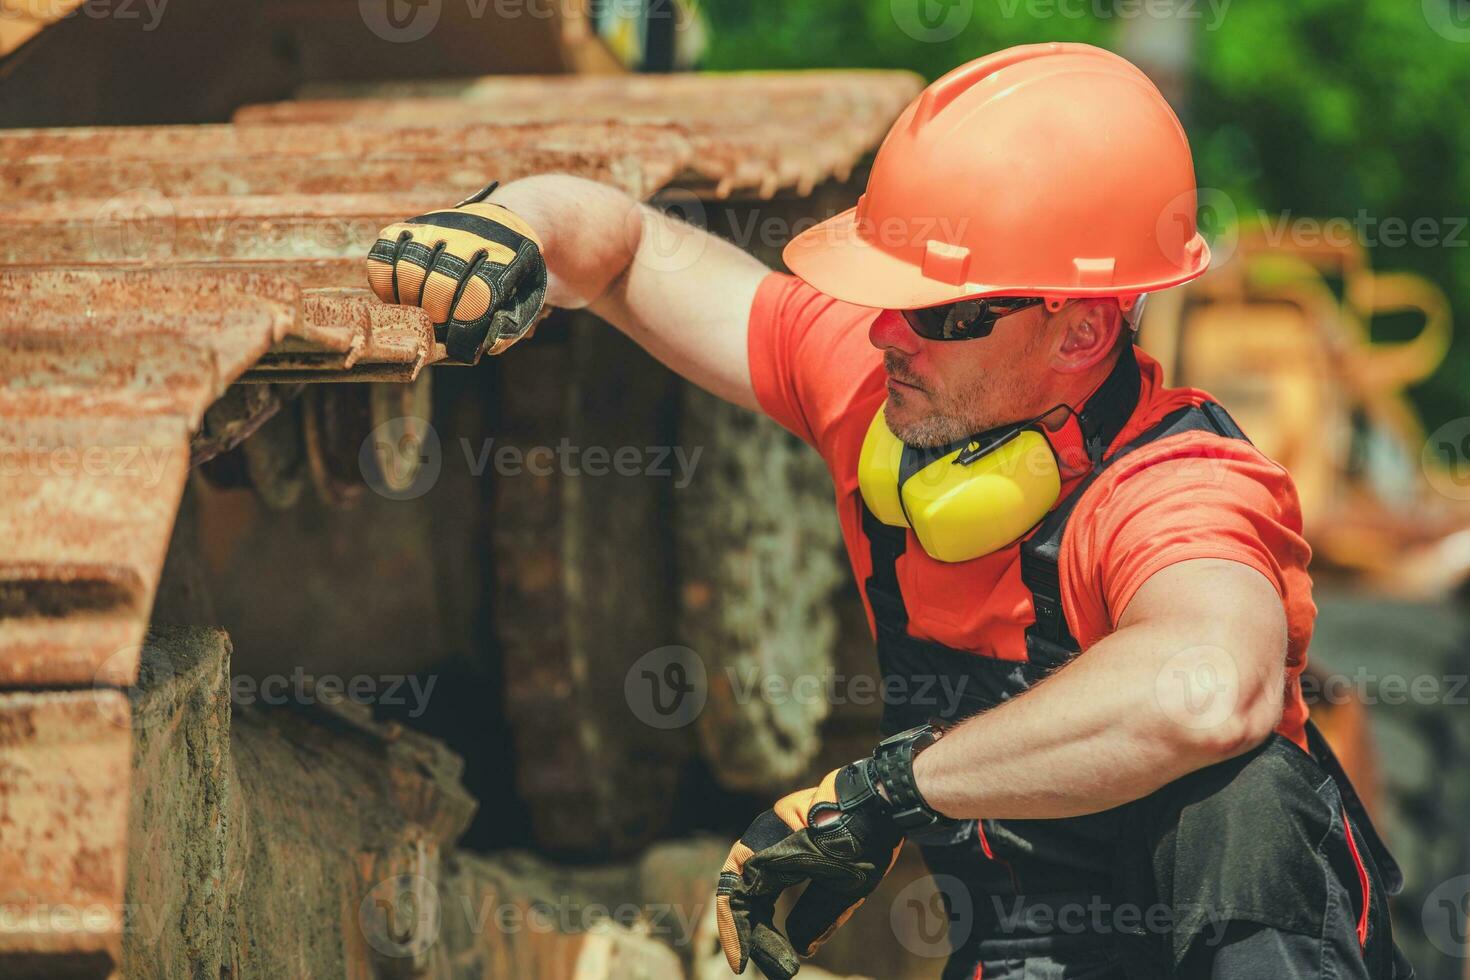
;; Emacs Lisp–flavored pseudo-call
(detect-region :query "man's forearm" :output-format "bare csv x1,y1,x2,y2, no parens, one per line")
489,174,767,409
911,561,1287,821
490,174,645,310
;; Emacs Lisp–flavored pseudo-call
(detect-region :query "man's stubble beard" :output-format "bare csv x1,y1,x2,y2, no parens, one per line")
884,360,1040,448
885,376,1004,447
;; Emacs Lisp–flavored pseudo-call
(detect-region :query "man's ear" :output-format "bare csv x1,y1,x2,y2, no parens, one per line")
1051,300,1123,374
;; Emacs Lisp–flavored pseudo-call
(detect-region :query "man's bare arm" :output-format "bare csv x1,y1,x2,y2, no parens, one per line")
491,174,770,410
910,557,1289,819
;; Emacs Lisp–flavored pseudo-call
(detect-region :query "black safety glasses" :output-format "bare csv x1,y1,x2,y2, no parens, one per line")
900,296,1045,341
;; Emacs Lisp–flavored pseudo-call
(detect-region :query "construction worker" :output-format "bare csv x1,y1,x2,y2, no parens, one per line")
369,43,1409,980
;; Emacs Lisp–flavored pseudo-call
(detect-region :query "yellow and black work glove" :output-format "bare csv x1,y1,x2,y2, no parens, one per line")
366,182,548,363
716,761,904,979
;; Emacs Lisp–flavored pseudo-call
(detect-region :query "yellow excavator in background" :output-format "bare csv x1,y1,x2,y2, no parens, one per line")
1139,225,1465,822
1140,223,1465,599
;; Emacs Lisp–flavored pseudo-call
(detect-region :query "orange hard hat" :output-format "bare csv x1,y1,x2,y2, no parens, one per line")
784,43,1211,312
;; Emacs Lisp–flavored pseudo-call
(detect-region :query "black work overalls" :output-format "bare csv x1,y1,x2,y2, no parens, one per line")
860,348,1411,978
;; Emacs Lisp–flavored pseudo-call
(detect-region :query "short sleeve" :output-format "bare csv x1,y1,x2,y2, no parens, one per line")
746,271,883,455
1059,434,1313,647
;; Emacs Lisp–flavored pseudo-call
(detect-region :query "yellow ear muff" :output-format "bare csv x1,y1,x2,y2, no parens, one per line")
858,402,1063,563
858,405,910,527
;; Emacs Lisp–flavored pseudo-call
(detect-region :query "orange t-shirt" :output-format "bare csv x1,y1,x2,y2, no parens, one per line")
747,272,1312,747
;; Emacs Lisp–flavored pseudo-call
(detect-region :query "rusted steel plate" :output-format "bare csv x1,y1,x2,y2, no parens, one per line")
244,288,441,380
0,269,297,688
0,192,457,266
0,689,132,970
236,70,923,198
0,268,298,405
1,121,691,202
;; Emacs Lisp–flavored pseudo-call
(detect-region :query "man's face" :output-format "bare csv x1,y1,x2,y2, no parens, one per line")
868,303,1058,447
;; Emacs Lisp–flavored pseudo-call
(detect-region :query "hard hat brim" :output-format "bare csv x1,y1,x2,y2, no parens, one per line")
783,207,981,310
783,206,1212,310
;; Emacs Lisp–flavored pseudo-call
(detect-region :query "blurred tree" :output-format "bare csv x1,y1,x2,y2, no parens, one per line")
698,0,1470,422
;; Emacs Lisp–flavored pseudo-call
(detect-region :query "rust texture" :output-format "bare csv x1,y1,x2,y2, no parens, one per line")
0,269,297,690
0,72,914,970
236,70,924,198
1,120,691,202
0,689,133,968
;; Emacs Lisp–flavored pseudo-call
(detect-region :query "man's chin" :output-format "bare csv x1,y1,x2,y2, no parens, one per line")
884,409,954,448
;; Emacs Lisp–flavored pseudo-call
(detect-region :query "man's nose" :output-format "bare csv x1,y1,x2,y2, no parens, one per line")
869,309,921,354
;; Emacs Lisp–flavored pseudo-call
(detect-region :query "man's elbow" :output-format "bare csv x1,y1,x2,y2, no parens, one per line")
1150,646,1284,764
1184,698,1280,762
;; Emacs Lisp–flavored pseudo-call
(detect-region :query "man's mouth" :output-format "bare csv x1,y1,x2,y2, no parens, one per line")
883,354,925,393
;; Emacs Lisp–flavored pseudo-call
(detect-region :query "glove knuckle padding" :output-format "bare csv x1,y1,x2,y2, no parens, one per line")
365,199,547,362
451,274,493,323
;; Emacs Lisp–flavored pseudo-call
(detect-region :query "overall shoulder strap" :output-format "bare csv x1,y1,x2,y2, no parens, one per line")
861,502,911,642
860,346,1145,650
1020,399,1251,663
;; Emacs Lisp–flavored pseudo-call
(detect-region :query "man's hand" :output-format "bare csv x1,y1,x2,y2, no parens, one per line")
367,183,549,363
716,762,903,979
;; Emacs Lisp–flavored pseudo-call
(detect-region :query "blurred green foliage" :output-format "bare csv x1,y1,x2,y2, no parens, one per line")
698,0,1470,423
